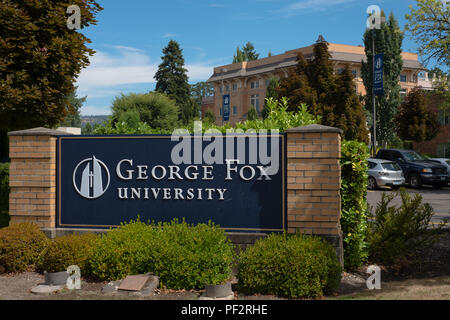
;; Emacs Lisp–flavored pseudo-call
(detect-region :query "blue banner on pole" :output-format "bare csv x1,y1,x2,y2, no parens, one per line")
373,53,384,96
223,94,230,121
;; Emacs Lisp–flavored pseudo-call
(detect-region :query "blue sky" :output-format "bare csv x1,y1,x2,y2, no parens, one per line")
76,0,426,116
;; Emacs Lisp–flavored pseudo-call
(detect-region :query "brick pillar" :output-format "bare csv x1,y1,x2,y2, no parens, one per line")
285,124,343,265
8,128,69,229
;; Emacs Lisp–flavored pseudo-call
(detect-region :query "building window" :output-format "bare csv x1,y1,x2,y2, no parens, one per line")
219,86,223,93
265,79,270,87
351,69,358,77
250,94,259,112
400,74,407,82
354,85,358,94
337,68,344,74
219,108,222,116
225,85,230,92
233,106,237,115
400,88,407,99
232,83,238,91
250,81,259,89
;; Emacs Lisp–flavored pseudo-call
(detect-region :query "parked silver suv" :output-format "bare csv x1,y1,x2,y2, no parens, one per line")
368,158,405,190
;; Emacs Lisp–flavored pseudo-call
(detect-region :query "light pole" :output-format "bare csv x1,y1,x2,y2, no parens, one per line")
366,5,383,156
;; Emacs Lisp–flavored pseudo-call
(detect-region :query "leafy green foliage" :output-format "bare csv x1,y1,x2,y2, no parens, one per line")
0,0,102,131
37,233,98,273
340,140,369,269
361,12,404,146
58,89,86,128
155,40,196,124
237,233,342,299
111,92,180,131
395,89,441,143
367,188,446,265
0,223,48,273
247,107,258,121
405,0,450,67
88,219,235,289
0,163,9,228
277,39,369,143
232,42,259,63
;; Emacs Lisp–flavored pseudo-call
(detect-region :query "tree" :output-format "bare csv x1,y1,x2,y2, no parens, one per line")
154,40,195,124
262,77,280,118
190,81,214,117
247,107,258,121
0,0,102,158
277,37,369,143
111,92,180,131
58,89,86,128
405,0,450,67
203,110,216,124
232,42,259,63
361,12,404,147
395,89,440,142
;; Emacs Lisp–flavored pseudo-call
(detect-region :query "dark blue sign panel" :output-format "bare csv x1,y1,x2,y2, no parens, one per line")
373,53,384,96
57,135,286,232
223,95,230,121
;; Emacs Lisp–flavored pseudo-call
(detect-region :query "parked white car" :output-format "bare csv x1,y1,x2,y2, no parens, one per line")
429,158,450,180
367,158,405,190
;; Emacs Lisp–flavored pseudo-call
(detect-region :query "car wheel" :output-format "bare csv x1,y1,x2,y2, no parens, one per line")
391,185,400,190
368,177,377,190
409,173,422,188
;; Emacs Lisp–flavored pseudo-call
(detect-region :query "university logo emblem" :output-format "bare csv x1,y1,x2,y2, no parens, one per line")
73,156,110,199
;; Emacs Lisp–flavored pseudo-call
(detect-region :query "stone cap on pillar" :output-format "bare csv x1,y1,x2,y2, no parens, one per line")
8,127,74,136
285,124,343,135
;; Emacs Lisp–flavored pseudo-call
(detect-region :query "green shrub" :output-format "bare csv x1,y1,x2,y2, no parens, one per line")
367,188,446,265
88,220,156,281
340,140,369,270
37,233,98,274
0,223,48,273
237,233,342,299
88,219,235,289
151,220,234,289
0,163,9,228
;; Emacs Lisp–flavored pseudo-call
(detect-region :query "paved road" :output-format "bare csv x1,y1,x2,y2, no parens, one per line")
366,185,450,225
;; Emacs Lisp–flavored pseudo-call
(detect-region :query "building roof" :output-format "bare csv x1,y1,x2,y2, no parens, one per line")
207,43,424,83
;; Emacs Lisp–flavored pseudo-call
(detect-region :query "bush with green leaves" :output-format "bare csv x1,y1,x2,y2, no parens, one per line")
237,233,342,299
37,233,98,274
88,219,235,289
0,163,9,228
110,92,180,131
367,188,446,265
340,140,369,270
0,223,48,273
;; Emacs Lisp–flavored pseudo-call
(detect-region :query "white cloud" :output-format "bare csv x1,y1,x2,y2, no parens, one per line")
277,0,356,17
162,32,177,38
76,45,215,103
80,105,111,116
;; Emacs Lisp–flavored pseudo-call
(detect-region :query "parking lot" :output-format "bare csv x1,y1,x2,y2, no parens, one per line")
366,185,450,225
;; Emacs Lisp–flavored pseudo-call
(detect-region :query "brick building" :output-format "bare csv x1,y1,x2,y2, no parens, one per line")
203,40,432,126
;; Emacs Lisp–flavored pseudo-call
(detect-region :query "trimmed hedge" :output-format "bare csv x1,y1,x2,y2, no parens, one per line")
88,219,235,289
0,223,48,273
37,233,98,273
237,233,342,299
340,140,369,270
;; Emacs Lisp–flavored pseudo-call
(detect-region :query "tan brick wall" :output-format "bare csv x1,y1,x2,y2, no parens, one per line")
286,129,342,237
8,135,57,228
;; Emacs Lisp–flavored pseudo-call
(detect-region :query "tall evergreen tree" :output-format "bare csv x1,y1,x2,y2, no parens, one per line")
277,37,369,143
361,12,404,147
395,89,440,143
232,42,259,63
154,40,195,124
